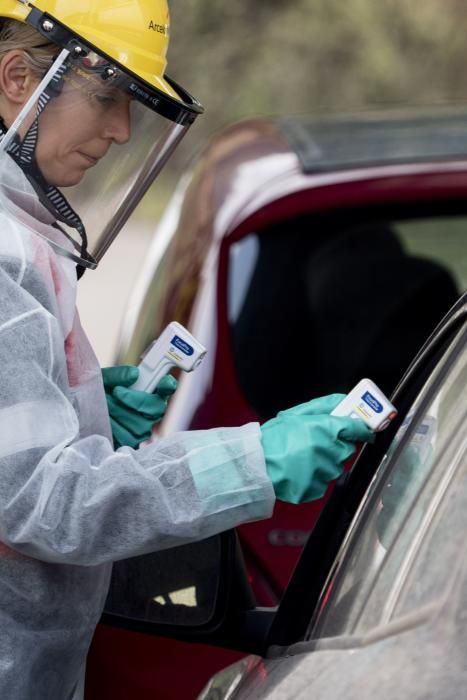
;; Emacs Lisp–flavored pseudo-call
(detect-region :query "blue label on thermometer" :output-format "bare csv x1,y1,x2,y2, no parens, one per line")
171,335,194,356
362,391,383,413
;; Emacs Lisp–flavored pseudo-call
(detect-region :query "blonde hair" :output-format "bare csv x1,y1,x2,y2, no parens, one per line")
0,18,56,78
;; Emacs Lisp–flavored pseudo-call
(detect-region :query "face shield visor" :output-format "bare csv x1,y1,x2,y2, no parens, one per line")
0,41,202,272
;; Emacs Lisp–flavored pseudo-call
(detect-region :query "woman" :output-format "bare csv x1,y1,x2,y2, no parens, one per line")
0,2,373,698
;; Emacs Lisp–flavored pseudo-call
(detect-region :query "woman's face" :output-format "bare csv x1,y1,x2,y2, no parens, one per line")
35,67,132,187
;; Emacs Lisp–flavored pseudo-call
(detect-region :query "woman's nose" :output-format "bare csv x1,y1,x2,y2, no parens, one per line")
102,101,131,144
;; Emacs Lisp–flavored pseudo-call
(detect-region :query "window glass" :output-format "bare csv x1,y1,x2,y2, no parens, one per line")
396,216,467,292
229,213,464,421
228,234,259,324
392,435,467,621
310,327,466,639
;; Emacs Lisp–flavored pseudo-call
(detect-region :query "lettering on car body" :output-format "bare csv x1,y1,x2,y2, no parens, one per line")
268,529,310,547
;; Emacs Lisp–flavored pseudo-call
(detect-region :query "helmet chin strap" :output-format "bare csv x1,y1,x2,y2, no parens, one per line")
0,51,94,277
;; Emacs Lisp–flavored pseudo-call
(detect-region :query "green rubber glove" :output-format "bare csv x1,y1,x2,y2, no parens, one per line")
102,365,177,449
261,394,375,504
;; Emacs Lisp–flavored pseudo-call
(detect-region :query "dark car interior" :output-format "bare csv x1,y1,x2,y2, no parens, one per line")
231,208,462,420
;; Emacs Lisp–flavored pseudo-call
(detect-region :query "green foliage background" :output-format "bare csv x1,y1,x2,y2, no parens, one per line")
165,0,467,170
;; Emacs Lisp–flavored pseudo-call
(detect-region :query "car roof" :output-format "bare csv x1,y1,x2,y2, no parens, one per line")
172,109,467,246
278,108,467,174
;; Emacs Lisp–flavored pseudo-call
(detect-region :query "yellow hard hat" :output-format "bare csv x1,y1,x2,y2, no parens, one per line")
0,0,200,114
0,0,203,271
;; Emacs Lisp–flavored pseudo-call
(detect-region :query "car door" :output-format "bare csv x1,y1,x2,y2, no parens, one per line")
201,294,467,699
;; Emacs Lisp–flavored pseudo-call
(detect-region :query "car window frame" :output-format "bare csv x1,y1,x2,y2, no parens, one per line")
264,292,467,650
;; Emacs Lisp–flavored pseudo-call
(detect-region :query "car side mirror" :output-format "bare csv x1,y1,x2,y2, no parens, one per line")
104,534,224,628
101,530,275,655
103,530,255,638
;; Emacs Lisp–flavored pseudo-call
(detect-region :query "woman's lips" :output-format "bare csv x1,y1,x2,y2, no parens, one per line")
77,152,99,166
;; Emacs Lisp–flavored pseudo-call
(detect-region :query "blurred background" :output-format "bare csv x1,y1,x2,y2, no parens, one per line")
77,0,467,365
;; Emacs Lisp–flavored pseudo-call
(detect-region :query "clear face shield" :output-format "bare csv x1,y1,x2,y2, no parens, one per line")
0,45,202,272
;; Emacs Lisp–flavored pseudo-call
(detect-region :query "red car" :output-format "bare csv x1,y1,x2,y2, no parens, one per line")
85,109,467,698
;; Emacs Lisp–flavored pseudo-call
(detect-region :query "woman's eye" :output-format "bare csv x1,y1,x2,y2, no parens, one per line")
94,93,118,108
96,96,115,107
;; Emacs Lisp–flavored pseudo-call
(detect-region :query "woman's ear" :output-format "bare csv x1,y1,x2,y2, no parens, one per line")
0,50,37,104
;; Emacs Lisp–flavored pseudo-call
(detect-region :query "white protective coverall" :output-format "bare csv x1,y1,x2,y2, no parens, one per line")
0,161,275,699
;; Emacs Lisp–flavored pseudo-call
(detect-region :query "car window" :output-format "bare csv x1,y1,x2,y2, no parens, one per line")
229,213,465,421
228,234,259,324
308,323,466,639
397,216,467,294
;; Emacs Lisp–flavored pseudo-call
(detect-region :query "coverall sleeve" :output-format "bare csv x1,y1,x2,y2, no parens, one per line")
0,265,275,566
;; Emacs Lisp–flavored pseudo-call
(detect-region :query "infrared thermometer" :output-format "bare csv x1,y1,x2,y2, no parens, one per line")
131,322,207,394
331,378,398,432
